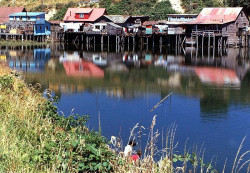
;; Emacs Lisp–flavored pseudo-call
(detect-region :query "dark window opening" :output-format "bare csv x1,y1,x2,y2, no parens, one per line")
79,13,84,18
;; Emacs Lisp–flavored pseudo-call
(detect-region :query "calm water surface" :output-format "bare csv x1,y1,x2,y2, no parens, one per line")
2,44,250,172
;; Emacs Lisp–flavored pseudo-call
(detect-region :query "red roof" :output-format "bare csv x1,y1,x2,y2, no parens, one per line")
63,8,106,22
187,7,243,25
0,7,26,24
63,61,104,78
195,67,240,85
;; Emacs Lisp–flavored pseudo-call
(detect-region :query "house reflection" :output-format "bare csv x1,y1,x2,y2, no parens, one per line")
165,48,250,86
8,48,50,72
59,51,104,78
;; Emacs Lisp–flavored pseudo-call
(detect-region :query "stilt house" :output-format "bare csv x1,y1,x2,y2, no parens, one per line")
186,7,249,46
6,12,51,36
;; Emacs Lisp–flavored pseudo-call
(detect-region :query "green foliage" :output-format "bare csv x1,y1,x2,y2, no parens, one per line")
50,1,78,21
0,73,115,172
99,0,177,20
149,1,177,20
35,98,115,172
227,0,250,16
0,75,14,91
32,4,48,12
173,153,218,172
182,0,222,14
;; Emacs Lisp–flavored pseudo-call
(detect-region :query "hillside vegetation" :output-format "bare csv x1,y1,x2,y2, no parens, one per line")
0,0,87,11
1,0,249,20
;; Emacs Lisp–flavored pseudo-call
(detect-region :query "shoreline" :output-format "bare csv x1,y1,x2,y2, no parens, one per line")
0,40,51,46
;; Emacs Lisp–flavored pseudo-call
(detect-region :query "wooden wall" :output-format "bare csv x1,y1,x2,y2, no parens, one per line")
222,10,249,46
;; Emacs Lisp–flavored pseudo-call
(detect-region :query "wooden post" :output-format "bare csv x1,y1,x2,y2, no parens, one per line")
213,35,215,48
248,35,250,47
202,34,204,49
152,34,155,46
196,35,198,49
159,36,162,45
218,37,220,50
208,33,210,47
101,35,104,45
175,35,178,47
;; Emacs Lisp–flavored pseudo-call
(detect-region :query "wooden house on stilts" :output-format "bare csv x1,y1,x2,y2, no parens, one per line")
186,7,249,47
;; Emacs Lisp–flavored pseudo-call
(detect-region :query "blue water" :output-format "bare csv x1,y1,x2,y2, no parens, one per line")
2,45,250,172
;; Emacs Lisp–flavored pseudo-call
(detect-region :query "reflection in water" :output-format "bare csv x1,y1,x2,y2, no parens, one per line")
1,44,250,172
59,52,104,78
195,67,240,86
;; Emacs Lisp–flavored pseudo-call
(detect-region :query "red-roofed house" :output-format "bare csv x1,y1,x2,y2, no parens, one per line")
186,7,249,46
0,7,26,24
63,8,107,23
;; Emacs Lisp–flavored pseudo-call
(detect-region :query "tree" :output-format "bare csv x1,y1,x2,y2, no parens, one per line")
227,0,250,16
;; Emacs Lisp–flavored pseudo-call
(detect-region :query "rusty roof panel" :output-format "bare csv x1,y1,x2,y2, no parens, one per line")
0,7,26,24
187,7,243,25
104,15,130,24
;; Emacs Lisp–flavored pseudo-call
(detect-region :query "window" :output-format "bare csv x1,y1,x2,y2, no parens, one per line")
244,23,246,26
20,16,22,20
79,13,84,18
36,26,38,30
95,25,100,30
40,26,42,30
103,26,106,30
46,26,48,30
241,12,243,17
27,17,30,20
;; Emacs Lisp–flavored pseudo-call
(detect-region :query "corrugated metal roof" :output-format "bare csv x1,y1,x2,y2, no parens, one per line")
0,7,26,24
157,20,188,25
107,22,122,28
143,21,158,26
187,7,243,25
104,15,130,24
9,12,45,17
63,8,106,22
168,14,198,17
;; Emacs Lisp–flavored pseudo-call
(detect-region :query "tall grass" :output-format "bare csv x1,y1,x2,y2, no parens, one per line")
0,63,249,172
0,63,115,172
110,115,250,173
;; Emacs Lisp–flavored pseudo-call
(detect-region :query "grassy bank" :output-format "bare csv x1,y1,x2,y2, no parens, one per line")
0,63,249,172
0,63,115,172
0,40,50,46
